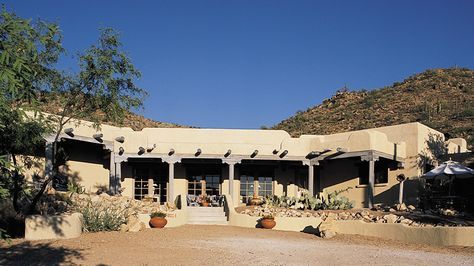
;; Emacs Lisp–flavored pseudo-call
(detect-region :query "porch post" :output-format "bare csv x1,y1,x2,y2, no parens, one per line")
308,164,314,196
362,151,379,209
303,160,317,197
163,157,181,203
109,152,116,194
168,162,175,202
222,159,241,205
115,161,122,194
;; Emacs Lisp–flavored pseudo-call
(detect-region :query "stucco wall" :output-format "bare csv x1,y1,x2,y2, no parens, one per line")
335,220,474,246
25,213,83,240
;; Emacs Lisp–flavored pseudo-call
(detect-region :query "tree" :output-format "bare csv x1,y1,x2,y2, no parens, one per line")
29,28,147,213
0,7,62,215
0,7,147,216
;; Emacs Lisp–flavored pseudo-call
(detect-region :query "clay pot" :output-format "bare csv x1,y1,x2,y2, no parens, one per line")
149,217,167,228
250,196,262,206
260,218,276,229
201,201,209,207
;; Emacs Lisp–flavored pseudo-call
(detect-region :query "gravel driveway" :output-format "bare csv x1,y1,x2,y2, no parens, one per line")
2,225,473,265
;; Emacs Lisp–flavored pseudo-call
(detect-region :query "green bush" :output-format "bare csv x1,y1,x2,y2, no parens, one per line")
73,199,129,232
150,211,166,218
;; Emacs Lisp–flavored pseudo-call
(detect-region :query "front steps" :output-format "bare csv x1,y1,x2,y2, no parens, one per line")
187,206,228,225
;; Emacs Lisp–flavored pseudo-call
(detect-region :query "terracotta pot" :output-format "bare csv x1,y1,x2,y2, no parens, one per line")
201,201,209,207
250,196,262,206
260,218,276,229
149,217,167,228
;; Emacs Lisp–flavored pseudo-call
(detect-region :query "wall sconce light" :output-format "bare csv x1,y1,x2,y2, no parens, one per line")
138,147,145,155
224,149,231,157
195,148,202,157
64,128,74,137
118,147,124,155
169,148,175,156
279,150,288,158
250,150,258,158
115,136,125,143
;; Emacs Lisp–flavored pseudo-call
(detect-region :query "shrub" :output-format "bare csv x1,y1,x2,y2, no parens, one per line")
150,211,166,218
324,188,354,210
73,198,129,232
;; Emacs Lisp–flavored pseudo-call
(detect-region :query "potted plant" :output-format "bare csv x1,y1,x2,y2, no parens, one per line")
199,194,209,207
260,214,276,229
149,211,168,228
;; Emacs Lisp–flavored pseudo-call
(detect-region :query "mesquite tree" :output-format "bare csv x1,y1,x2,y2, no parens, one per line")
0,7,146,216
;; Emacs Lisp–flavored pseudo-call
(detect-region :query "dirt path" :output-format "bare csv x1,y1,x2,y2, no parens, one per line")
2,225,473,265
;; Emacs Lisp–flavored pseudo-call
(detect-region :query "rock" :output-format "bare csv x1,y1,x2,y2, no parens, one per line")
400,218,413,225
119,223,128,232
383,214,398,224
320,230,336,239
389,208,396,213
396,203,407,211
407,205,416,211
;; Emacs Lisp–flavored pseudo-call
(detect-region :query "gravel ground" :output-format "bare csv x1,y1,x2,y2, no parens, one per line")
1,225,473,266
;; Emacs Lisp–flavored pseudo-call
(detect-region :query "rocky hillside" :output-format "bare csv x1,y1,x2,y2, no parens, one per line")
273,68,474,148
35,95,185,131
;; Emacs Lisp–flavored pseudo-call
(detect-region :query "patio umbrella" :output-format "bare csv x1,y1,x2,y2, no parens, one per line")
423,160,474,196
423,160,474,179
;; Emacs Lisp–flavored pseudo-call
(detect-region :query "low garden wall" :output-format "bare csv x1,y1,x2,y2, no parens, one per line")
138,195,188,228
335,220,474,246
25,212,83,240
224,194,322,233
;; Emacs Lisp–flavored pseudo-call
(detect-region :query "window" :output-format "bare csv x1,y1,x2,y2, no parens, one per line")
359,161,388,185
134,168,149,200
240,175,254,202
188,175,203,196
187,167,221,196
258,176,273,197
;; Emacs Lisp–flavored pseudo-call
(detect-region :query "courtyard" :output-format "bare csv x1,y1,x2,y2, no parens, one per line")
2,225,473,266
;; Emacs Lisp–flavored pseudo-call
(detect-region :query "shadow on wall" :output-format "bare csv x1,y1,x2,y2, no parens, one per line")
418,132,448,169
0,242,84,266
372,179,421,207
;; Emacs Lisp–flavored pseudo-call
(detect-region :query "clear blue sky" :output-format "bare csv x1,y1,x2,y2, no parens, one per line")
3,0,474,128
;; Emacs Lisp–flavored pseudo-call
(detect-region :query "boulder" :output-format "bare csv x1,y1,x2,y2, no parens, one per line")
407,205,416,211
383,214,398,224
320,230,336,239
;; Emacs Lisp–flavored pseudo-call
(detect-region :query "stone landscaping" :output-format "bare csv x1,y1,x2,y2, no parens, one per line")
236,203,474,229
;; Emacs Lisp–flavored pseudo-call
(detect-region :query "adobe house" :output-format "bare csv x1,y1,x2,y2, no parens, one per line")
34,116,468,209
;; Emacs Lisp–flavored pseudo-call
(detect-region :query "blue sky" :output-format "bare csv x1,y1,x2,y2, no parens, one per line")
3,0,474,128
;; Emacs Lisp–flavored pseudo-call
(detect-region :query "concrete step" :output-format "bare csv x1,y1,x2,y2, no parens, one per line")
187,216,228,222
187,221,229,225
186,206,228,225
188,212,225,217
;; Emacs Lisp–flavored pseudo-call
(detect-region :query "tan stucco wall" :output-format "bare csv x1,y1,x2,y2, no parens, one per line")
25,213,83,240
335,220,474,246
60,160,109,193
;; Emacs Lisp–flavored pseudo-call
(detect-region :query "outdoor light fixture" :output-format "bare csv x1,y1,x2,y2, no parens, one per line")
118,147,124,155
138,147,145,155
224,149,232,157
279,150,288,158
195,148,202,157
251,150,258,158
169,148,175,156
93,133,103,142
64,128,74,137
115,136,125,143
272,149,279,154
147,144,156,152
